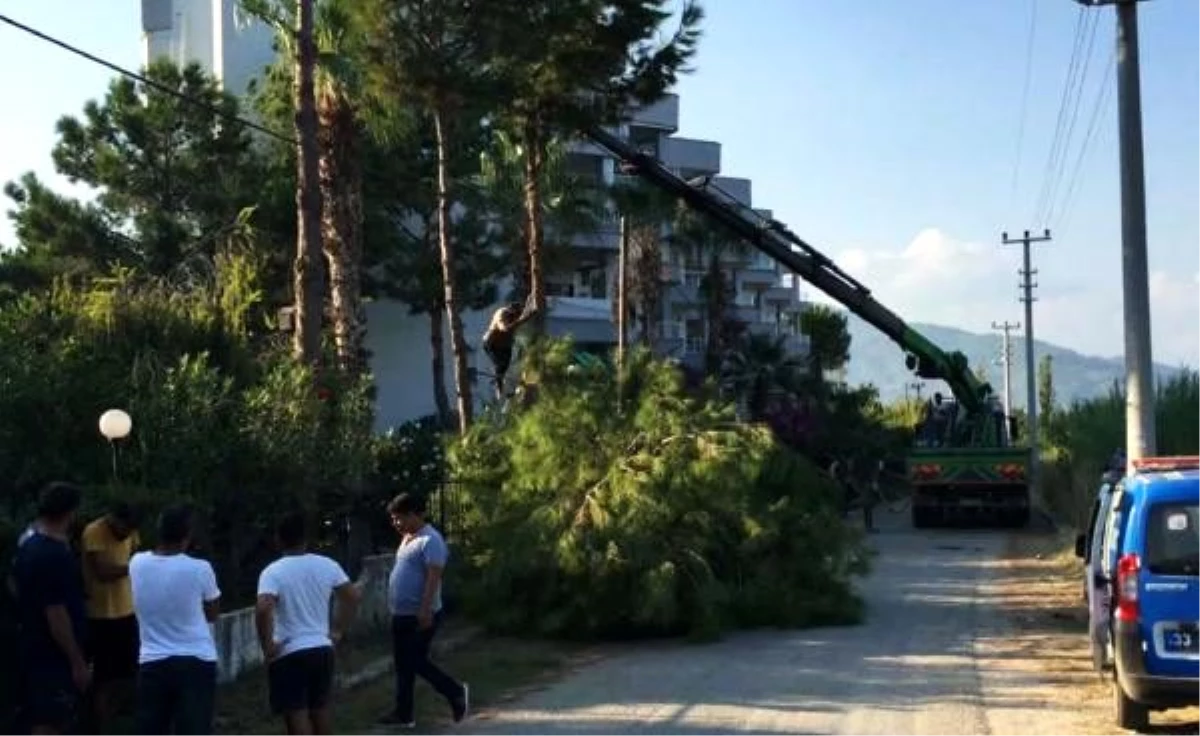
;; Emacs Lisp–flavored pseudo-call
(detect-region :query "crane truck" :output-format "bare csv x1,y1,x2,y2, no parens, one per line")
584,125,1031,528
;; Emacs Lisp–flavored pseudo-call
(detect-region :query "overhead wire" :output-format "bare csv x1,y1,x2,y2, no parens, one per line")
1042,9,1101,227
1031,5,1088,228
1053,45,1116,239
1008,0,1039,222
0,12,295,145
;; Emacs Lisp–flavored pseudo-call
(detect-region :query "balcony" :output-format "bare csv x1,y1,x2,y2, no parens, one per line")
626,94,680,132
763,284,798,303
710,176,752,207
660,137,721,176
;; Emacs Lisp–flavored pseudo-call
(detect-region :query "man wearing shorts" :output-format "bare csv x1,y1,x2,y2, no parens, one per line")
256,512,361,735
129,504,221,734
81,501,141,731
12,482,90,735
481,296,537,400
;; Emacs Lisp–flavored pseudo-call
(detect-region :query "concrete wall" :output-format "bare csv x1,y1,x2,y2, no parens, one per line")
212,553,393,683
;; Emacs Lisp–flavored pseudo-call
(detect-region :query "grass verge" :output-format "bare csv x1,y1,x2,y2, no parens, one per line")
215,626,587,735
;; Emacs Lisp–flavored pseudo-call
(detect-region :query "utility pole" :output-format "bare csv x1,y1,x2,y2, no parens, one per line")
992,320,1021,442
907,381,924,403
617,216,629,370
1001,229,1051,496
1073,0,1156,471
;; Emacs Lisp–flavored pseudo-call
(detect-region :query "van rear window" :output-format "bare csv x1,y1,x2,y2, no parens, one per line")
1146,502,1199,576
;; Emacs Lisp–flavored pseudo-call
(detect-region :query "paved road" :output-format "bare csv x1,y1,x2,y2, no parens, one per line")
465,509,1093,735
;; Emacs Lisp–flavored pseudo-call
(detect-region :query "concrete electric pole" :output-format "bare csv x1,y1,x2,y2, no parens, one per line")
1073,0,1156,471
991,320,1021,442
1001,229,1051,496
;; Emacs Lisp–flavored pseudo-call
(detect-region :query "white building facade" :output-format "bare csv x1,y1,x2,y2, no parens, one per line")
140,6,810,429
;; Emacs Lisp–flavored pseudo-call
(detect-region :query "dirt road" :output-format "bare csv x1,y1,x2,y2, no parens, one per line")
464,509,1192,735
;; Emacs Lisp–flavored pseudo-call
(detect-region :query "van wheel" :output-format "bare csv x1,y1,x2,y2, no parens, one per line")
1113,678,1149,731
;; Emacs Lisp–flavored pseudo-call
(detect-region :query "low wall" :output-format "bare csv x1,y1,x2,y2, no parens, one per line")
213,553,394,683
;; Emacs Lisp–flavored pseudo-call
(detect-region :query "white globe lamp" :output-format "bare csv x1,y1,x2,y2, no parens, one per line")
99,409,133,441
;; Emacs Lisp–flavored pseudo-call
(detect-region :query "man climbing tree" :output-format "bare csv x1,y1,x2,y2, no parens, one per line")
481,295,538,400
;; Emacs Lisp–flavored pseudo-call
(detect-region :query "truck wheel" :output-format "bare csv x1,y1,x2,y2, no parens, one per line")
912,507,930,529
1012,507,1031,528
1113,678,1148,731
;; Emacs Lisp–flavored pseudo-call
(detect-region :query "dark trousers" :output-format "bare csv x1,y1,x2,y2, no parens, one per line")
135,656,217,735
391,614,462,722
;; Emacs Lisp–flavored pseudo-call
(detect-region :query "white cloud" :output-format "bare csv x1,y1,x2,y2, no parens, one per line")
806,228,1198,368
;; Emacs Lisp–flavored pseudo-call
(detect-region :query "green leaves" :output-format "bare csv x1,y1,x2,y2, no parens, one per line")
3,61,270,283
448,339,867,640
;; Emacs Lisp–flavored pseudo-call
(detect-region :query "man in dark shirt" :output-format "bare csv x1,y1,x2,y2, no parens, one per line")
13,482,90,735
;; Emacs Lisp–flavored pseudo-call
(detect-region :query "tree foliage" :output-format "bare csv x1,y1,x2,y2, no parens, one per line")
3,61,269,281
448,340,868,640
799,304,851,378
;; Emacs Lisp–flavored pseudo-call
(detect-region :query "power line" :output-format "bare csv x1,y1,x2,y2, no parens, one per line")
1032,6,1088,227
1008,0,1039,219
1054,46,1116,236
1043,10,1101,226
0,12,294,145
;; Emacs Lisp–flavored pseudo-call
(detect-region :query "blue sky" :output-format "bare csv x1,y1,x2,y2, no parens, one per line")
0,0,1196,367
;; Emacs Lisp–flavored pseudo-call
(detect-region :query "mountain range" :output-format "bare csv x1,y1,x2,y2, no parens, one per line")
841,315,1190,408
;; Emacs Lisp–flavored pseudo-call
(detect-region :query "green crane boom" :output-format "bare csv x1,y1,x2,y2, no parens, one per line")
584,125,994,416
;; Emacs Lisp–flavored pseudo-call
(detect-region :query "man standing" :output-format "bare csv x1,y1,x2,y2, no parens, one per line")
81,501,141,731
129,505,221,734
379,493,468,728
256,511,362,735
12,482,90,735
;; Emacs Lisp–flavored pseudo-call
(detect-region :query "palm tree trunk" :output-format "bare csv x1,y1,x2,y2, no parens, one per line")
292,0,324,366
521,118,546,332
433,108,474,433
428,298,452,428
317,82,365,375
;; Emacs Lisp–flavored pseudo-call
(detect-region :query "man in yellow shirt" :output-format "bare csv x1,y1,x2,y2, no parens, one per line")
81,502,141,731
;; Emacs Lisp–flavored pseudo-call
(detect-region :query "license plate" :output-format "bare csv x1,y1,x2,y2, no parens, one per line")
958,498,983,507
1164,624,1199,654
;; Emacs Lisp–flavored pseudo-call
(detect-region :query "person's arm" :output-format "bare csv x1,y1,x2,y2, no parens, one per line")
324,558,360,643
46,605,87,670
39,554,89,690
331,582,361,644
82,524,128,582
200,562,221,622
254,566,279,660
417,536,449,629
254,594,279,661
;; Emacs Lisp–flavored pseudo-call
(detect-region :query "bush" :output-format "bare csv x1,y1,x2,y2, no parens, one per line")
1041,371,1199,526
0,258,376,603
449,339,868,641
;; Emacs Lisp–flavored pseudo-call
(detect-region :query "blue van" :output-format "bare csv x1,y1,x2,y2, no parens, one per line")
1100,456,1198,731
1074,470,1122,673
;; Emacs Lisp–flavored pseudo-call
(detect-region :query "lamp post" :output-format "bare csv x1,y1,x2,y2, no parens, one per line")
98,409,132,481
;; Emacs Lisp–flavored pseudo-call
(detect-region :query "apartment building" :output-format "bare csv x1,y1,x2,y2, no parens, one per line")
550,94,811,369
140,5,810,425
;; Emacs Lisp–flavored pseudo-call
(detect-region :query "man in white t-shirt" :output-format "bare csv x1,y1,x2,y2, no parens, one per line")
129,504,221,734
255,511,361,735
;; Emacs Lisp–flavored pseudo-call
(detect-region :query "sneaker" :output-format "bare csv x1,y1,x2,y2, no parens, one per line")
378,711,416,729
451,682,470,723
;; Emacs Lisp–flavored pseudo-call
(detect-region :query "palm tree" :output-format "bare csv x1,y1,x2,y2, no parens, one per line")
609,179,676,350
671,203,749,374
312,0,367,375
722,332,806,420
478,130,605,297
486,0,704,332
292,0,324,366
